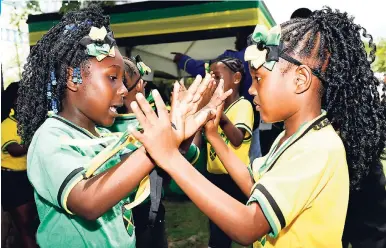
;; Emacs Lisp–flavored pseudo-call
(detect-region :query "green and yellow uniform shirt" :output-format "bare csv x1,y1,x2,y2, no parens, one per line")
248,111,349,248
1,110,26,171
27,115,136,248
207,97,254,174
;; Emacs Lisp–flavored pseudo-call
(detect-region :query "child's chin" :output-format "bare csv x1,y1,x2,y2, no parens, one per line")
100,117,115,127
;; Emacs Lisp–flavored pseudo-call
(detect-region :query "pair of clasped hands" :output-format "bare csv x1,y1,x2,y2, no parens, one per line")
130,73,232,169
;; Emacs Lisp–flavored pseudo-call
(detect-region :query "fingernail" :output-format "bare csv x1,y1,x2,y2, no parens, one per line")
136,93,143,99
131,101,138,108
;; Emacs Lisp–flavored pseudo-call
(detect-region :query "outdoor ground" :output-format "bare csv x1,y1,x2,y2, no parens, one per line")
164,198,247,248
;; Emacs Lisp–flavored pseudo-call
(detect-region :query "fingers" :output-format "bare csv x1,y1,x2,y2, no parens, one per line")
171,82,180,108
214,79,225,97
135,93,158,123
131,101,151,130
152,90,169,121
220,89,233,101
187,74,202,101
193,108,216,128
131,129,146,145
179,78,187,91
192,73,211,103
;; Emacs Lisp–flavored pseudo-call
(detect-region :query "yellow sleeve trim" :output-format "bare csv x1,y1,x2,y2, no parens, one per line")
62,174,85,215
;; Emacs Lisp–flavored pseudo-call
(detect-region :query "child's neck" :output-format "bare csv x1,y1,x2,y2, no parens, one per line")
284,108,321,137
59,109,99,137
281,108,322,142
224,92,240,109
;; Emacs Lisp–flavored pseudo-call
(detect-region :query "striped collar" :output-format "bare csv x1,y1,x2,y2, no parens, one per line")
258,110,328,174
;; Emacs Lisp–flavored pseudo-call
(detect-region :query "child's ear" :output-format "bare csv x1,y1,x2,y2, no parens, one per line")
136,78,144,94
66,67,79,92
294,65,312,94
233,72,242,85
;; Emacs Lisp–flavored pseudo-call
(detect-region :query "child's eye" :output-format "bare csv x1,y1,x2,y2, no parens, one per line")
255,77,262,82
109,75,117,81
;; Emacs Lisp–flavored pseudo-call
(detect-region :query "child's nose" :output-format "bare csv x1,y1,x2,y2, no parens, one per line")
248,85,256,96
118,82,128,97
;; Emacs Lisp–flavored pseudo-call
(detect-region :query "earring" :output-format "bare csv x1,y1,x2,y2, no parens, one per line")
72,67,82,84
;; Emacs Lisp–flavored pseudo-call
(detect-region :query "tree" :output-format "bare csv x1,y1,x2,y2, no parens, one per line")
372,39,386,72
9,1,41,78
364,38,386,73
59,1,115,15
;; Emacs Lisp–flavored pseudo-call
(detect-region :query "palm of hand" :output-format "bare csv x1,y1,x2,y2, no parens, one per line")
171,75,231,140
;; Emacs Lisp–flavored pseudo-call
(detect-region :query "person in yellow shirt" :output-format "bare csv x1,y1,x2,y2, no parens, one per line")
205,57,254,247
1,82,38,248
129,7,386,248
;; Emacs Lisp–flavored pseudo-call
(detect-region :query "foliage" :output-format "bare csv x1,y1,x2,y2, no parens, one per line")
59,1,115,15
364,38,386,72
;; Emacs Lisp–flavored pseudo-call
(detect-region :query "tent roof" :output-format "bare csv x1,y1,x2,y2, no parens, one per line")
27,1,275,46
27,1,275,77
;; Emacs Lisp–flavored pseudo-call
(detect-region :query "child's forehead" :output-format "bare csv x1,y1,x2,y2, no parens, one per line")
211,61,231,72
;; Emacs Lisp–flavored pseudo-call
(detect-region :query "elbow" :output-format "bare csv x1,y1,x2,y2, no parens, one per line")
233,233,258,247
234,235,258,246
68,198,103,221
230,219,263,246
81,209,101,221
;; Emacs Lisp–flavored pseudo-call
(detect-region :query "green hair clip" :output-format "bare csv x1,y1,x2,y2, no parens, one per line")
245,24,326,82
134,55,151,76
80,26,116,61
244,25,281,70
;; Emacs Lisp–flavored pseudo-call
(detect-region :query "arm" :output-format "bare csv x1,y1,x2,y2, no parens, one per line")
176,55,205,77
5,143,27,157
206,131,254,196
220,112,246,147
68,147,154,220
174,50,241,77
162,151,269,245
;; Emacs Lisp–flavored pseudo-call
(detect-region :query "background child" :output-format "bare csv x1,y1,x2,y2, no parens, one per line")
115,56,168,248
205,57,254,248
2,82,38,248
131,7,386,248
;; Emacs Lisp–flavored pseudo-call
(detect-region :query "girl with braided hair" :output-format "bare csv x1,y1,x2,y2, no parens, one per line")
18,6,227,247
17,6,144,248
130,7,386,248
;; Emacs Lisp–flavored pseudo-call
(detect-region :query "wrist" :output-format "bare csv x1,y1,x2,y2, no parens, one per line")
206,130,219,141
163,149,184,171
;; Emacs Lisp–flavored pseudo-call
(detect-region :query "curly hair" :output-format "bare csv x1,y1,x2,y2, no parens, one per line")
17,5,111,146
280,7,386,191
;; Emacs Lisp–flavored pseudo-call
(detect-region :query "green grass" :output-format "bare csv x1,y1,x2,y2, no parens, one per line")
164,198,248,248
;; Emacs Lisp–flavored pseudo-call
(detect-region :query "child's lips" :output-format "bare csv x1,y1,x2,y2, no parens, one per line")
253,101,261,110
109,106,118,116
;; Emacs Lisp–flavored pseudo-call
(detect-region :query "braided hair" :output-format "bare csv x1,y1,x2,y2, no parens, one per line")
122,56,139,88
210,56,245,89
17,5,111,146
280,7,386,190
